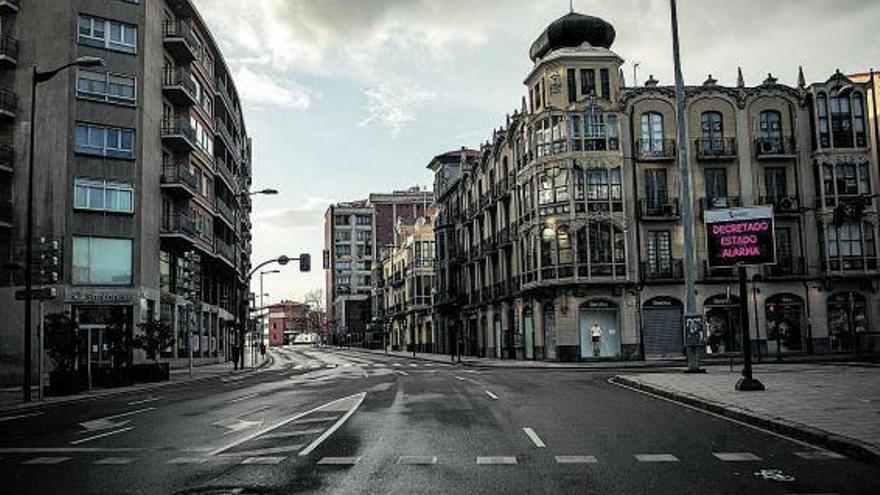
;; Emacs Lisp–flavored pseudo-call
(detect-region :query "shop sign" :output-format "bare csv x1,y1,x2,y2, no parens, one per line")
705,206,776,268
584,299,616,309
644,297,682,308
66,288,134,304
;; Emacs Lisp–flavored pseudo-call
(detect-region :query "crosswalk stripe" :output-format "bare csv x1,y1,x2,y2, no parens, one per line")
94,457,136,465
242,456,285,465
635,454,679,462
713,452,762,462
476,456,517,465
795,451,846,460
317,456,361,465
522,427,546,448
555,455,598,464
397,455,437,465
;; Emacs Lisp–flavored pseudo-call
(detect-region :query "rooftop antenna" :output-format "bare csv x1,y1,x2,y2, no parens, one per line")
570,0,574,13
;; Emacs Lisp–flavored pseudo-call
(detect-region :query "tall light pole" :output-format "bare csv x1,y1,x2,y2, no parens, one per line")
258,269,279,366
23,56,105,402
669,0,702,372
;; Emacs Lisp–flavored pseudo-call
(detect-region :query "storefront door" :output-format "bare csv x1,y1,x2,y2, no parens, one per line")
704,294,741,355
543,304,557,360
643,297,684,359
765,293,806,354
827,292,868,352
523,307,534,360
578,300,621,358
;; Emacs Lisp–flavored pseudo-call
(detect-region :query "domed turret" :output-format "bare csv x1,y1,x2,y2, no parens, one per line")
529,12,616,62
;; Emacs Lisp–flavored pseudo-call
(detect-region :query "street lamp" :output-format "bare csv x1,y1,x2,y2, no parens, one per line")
22,56,105,402
250,188,278,196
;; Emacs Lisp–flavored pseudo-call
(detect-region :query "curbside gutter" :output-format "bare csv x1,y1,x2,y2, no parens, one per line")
610,375,880,466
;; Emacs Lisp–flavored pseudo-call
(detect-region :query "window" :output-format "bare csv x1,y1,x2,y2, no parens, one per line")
701,111,724,152
704,168,728,204
826,222,875,258
640,112,664,152
645,169,668,211
776,228,792,262
538,168,570,215
74,179,134,213
567,69,577,103
72,236,133,285
541,227,556,267
78,15,137,54
764,167,787,204
190,117,213,155
335,260,351,270
759,110,782,142
584,106,605,150
76,69,136,105
817,93,830,147
355,230,371,242
822,162,870,205
75,123,135,159
335,214,350,225
356,215,372,225
585,167,622,212
580,68,596,97
335,244,351,257
853,93,867,147
534,81,542,109
557,226,573,265
334,230,351,242
647,230,672,275
600,68,610,100
829,94,853,148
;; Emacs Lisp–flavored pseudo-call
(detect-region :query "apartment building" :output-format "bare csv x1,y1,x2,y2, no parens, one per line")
375,216,435,352
0,0,253,385
429,11,880,361
324,187,433,346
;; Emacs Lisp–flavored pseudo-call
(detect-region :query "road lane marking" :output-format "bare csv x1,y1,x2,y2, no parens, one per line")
94,457,136,465
230,393,259,403
361,369,369,378
396,370,409,376
222,445,303,457
476,456,517,465
392,363,401,367
78,407,156,431
211,393,365,457
0,411,45,422
0,447,145,453
397,455,437,465
168,457,207,464
635,454,679,462
126,396,162,406
794,451,846,460
713,452,762,462
261,429,324,440
242,456,285,464
408,364,418,367
555,455,598,464
454,376,465,381
294,365,305,370
70,426,134,445
317,456,361,465
22,457,71,465
485,390,498,400
289,415,341,425
299,393,367,457
522,427,546,448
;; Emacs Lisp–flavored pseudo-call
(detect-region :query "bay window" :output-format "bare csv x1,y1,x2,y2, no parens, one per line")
825,221,877,270
585,167,622,212
822,162,870,206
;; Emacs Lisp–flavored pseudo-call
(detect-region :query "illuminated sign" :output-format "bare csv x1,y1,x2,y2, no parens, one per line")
705,206,776,268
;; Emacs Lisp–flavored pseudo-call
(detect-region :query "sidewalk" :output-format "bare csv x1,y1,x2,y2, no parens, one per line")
0,355,271,414
613,364,880,465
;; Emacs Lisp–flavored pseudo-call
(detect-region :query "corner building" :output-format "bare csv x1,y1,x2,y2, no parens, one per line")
0,0,254,384
430,12,880,362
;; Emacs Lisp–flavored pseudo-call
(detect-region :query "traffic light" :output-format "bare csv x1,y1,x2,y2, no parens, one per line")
38,237,60,285
181,251,202,302
299,253,311,272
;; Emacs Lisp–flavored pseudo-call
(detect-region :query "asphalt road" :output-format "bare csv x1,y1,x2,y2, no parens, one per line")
1,346,877,495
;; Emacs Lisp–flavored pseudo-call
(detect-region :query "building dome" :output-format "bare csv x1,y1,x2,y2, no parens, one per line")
529,12,616,61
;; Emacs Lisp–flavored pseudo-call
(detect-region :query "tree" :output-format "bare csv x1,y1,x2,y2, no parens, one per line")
44,312,82,372
134,319,174,363
304,288,324,334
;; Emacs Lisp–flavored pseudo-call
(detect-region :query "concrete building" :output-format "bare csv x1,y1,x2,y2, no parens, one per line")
429,11,880,361
323,188,433,347
0,0,254,385
375,216,435,352
266,299,316,346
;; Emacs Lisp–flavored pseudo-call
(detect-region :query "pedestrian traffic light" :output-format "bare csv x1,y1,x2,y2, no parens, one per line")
38,237,60,285
299,253,310,272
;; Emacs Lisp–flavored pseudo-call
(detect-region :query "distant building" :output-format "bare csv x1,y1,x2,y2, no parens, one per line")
323,187,433,346
266,300,317,346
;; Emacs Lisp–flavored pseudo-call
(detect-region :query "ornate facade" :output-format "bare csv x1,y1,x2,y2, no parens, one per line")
429,12,880,361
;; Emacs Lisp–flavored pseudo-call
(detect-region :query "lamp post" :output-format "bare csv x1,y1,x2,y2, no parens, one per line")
22,56,105,402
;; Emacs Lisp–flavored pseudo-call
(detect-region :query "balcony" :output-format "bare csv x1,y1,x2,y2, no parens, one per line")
695,138,737,160
757,195,800,214
640,259,684,282
216,118,239,154
214,155,238,193
699,196,741,215
0,88,16,119
161,214,212,251
162,67,197,107
0,144,13,173
824,256,880,273
764,257,807,278
215,237,236,267
635,139,676,161
755,137,796,158
496,227,512,246
161,162,200,195
638,198,681,220
163,20,198,63
0,35,18,67
0,0,20,15
161,117,197,153
0,197,11,227
214,198,236,227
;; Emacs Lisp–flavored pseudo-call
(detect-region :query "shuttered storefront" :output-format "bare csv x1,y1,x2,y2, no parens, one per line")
643,297,684,359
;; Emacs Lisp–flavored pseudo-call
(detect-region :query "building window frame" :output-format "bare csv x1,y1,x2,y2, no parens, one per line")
74,122,135,159
74,178,135,214
76,68,137,106
72,236,134,285
77,14,138,54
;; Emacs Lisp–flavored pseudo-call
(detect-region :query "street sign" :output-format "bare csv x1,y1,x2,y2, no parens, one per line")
15,287,56,301
705,206,776,268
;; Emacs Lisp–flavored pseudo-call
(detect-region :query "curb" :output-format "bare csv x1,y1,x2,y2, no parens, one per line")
610,375,880,466
0,358,270,415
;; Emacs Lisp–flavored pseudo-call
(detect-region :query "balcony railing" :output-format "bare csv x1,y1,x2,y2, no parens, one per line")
161,117,196,152
825,257,879,273
702,260,735,280
700,196,741,214
161,162,200,193
162,20,198,62
215,198,236,225
161,215,212,246
216,118,239,153
214,154,238,192
635,139,676,160
638,198,681,219
0,88,16,117
0,35,19,64
0,0,21,15
640,259,684,282
695,137,737,159
215,237,235,265
0,143,13,172
755,137,796,157
757,195,799,214
764,257,807,278
162,66,197,106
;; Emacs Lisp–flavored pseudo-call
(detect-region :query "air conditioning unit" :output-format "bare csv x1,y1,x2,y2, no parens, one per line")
760,140,777,154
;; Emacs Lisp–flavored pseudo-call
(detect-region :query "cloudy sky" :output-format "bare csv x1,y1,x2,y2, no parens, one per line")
191,0,880,306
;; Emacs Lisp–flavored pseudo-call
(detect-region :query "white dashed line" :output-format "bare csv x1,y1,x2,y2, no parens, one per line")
397,455,438,465
454,376,465,381
242,456,285,465
22,457,71,465
126,396,162,406
94,457,136,465
230,393,259,403
70,426,134,445
713,452,762,462
555,455,598,464
634,454,679,462
522,427,546,448
485,390,498,400
396,370,409,376
409,363,418,367
317,456,361,465
476,456,517,465
0,411,45,422
795,451,846,460
168,457,207,464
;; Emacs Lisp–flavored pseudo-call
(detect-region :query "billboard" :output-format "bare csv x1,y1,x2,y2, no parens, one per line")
705,206,776,268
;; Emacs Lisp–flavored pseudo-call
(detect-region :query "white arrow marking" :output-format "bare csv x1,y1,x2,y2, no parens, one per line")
78,407,155,432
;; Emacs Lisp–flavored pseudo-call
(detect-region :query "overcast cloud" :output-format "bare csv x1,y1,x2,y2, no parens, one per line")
191,0,880,304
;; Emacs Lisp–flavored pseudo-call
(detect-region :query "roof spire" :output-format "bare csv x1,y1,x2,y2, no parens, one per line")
570,0,574,13
737,67,745,88
797,66,806,88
